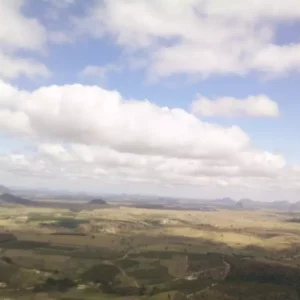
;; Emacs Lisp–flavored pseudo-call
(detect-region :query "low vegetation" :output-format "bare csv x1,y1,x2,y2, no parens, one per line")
1,203,300,299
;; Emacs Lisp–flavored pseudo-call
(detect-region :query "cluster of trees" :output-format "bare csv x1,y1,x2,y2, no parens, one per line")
33,277,76,292
227,256,300,287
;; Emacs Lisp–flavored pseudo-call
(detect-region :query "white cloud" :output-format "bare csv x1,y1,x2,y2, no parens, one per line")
0,0,46,51
202,0,300,19
0,0,50,79
38,143,71,161
0,109,31,135
251,44,300,75
36,143,285,181
74,0,300,79
0,141,295,200
79,64,122,79
0,81,250,159
0,53,50,80
192,95,279,117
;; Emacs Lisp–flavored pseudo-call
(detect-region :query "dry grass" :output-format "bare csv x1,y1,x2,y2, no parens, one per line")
1,205,300,255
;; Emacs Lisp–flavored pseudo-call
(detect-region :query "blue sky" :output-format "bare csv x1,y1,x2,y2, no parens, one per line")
1,0,300,200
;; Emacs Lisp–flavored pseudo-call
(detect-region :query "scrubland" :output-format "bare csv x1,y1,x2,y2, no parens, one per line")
0,204,300,299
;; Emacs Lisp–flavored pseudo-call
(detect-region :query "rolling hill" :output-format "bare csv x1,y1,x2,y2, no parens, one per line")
89,198,108,205
0,185,11,194
0,193,35,205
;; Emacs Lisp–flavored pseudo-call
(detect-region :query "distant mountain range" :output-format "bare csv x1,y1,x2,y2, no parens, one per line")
212,197,237,207
0,192,108,210
199,197,294,211
0,193,35,206
236,199,291,210
1,183,300,212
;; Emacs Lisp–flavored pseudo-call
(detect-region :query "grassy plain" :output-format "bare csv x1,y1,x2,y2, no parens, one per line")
0,204,300,299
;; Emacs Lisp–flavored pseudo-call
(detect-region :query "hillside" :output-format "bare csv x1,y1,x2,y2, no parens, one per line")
0,193,108,210
0,193,35,206
237,199,291,211
89,198,107,205
289,201,300,212
0,185,11,194
0,232,17,243
236,199,256,209
212,197,236,207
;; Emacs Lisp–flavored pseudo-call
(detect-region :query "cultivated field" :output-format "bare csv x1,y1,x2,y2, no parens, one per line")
0,204,300,299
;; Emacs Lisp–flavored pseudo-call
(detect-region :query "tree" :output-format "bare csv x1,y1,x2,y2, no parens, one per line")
139,284,146,296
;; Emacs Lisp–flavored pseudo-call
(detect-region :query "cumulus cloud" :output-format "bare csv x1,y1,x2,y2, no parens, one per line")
251,44,300,75
74,0,300,79
0,0,49,79
202,0,300,19
0,53,50,80
192,95,280,118
0,79,289,198
0,0,46,51
0,141,294,200
0,80,250,159
38,143,71,162
36,143,286,181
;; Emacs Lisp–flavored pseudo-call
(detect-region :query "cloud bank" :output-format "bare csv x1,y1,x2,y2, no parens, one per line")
0,80,294,200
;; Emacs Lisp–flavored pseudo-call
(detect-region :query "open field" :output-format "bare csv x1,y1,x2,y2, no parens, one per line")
1,204,300,299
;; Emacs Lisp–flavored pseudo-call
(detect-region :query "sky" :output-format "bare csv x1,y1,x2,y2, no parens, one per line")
0,0,300,201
